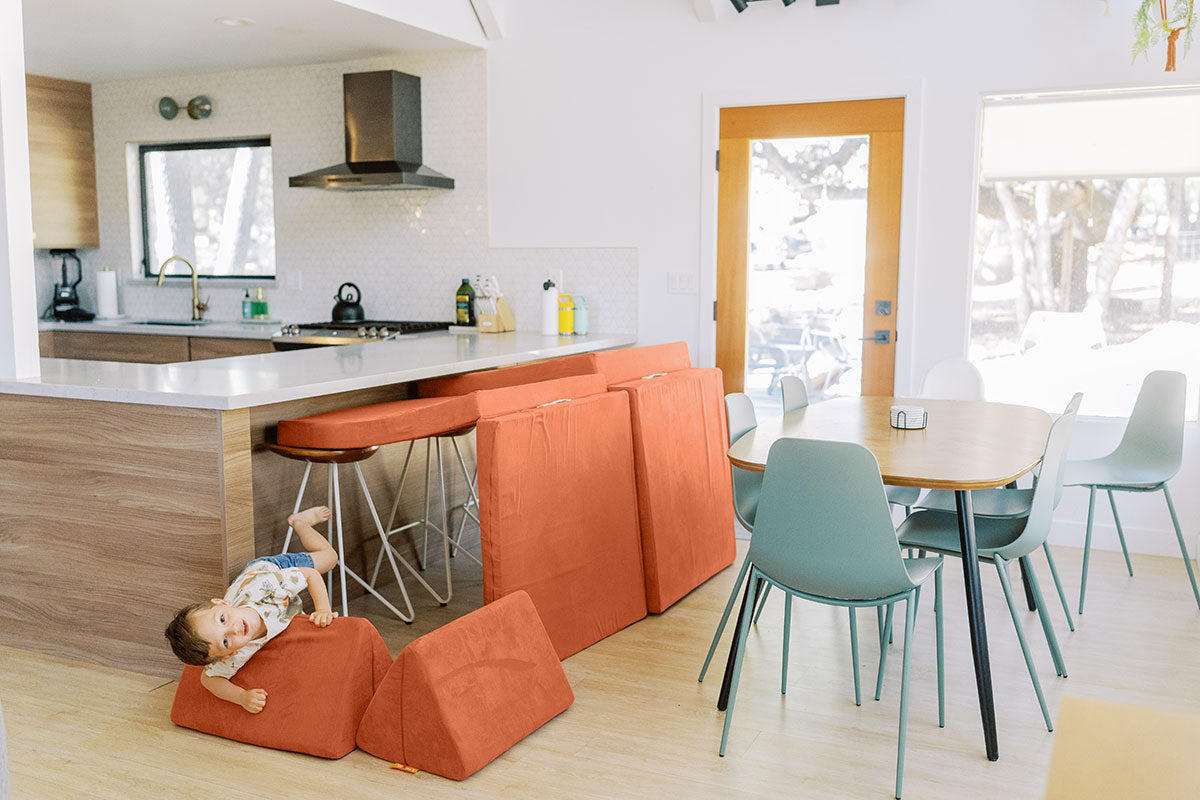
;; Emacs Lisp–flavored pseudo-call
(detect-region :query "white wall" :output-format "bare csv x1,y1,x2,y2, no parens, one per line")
482,0,1200,561
34,49,636,334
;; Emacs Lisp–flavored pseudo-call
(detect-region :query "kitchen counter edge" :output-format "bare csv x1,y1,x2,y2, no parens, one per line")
1,331,637,410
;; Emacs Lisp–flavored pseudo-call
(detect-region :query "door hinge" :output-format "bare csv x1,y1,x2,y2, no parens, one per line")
715,149,719,171
713,300,717,321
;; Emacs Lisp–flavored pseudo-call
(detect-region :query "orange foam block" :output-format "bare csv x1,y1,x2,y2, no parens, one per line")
170,616,392,759
355,591,574,780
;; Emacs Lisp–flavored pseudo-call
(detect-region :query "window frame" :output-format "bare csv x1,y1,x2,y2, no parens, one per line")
137,136,274,279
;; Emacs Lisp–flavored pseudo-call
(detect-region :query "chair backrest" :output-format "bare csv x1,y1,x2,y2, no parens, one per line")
780,374,809,413
749,438,917,601
725,393,762,530
920,357,985,401
994,402,1079,560
1050,393,1084,507
1110,370,1186,483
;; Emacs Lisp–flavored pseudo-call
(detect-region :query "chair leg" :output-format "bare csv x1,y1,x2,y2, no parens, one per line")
848,606,860,706
1021,555,1067,678
876,603,894,701
1079,486,1097,614
1107,490,1134,576
995,557,1054,731
1041,542,1075,632
699,556,751,682
782,594,793,695
1163,485,1200,610
935,566,945,728
752,583,772,624
719,569,760,756
280,461,312,554
895,591,917,800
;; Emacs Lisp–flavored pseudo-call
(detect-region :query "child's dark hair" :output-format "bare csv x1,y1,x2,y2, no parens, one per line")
164,602,216,666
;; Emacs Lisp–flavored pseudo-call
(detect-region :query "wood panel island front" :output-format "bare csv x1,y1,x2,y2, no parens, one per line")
0,331,634,677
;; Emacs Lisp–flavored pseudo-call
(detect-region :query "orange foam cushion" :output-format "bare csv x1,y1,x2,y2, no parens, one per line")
416,353,600,397
355,591,574,780
591,341,691,385
170,615,393,758
276,393,480,450
611,368,736,612
476,391,647,658
474,373,608,419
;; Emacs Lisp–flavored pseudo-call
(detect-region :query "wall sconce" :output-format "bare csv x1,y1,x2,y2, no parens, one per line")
158,95,213,120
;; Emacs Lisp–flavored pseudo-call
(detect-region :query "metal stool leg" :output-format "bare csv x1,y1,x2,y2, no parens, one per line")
331,464,349,619
280,461,312,554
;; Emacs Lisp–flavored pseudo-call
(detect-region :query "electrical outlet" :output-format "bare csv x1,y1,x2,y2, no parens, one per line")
667,271,698,295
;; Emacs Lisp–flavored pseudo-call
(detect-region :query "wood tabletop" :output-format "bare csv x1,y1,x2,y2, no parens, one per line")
727,395,1052,490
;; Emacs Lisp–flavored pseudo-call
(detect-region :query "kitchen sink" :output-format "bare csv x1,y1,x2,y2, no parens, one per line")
129,319,212,326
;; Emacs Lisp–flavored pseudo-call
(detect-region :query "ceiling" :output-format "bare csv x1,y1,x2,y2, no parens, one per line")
22,0,473,83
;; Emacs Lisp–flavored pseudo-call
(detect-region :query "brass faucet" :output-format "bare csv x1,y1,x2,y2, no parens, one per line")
156,256,209,321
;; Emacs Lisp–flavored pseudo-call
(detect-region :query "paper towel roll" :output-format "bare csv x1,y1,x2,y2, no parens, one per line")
95,269,119,318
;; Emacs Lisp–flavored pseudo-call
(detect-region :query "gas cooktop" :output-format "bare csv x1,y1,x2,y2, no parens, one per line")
273,320,453,349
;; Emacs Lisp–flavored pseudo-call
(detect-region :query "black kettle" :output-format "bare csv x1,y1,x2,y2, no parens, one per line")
332,282,365,322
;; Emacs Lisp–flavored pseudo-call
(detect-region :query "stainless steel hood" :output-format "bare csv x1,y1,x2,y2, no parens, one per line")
288,70,454,191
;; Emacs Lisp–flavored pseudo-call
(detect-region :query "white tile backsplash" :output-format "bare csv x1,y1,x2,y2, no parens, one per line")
35,50,636,335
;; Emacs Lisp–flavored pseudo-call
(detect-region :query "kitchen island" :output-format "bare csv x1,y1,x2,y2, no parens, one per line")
0,331,635,676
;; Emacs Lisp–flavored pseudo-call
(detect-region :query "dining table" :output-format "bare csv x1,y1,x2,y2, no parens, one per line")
723,394,1052,761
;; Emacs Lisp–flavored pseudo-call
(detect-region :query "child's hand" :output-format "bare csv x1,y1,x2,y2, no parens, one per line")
240,688,268,714
309,609,338,627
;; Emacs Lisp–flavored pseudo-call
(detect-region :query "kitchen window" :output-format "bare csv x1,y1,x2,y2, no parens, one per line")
138,137,277,279
968,88,1200,419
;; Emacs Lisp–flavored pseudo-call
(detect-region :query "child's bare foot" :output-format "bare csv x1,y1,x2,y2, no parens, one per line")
289,506,332,529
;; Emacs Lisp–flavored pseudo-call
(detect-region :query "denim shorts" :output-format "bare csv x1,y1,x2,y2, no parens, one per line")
246,552,314,572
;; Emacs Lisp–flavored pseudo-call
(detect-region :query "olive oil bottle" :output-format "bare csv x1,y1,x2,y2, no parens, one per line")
455,278,476,325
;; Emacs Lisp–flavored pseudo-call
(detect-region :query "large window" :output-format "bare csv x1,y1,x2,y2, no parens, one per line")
139,138,276,279
970,89,1200,418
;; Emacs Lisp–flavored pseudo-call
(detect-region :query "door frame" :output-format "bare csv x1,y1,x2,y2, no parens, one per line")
697,78,927,394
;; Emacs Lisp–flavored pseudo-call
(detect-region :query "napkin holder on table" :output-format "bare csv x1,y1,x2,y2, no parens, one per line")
890,405,927,430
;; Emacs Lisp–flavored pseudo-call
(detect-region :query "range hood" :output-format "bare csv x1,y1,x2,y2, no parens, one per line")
288,70,454,191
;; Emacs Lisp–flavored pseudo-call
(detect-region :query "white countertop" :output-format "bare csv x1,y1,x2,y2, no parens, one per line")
39,317,282,339
3,331,636,410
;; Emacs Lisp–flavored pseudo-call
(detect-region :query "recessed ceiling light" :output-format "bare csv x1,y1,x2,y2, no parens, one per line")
215,17,256,27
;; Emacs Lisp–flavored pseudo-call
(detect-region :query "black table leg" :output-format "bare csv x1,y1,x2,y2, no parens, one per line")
717,575,759,711
956,489,999,761
1018,557,1037,611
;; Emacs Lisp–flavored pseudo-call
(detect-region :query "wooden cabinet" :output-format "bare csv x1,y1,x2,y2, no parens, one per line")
40,331,276,363
26,74,100,249
188,337,275,360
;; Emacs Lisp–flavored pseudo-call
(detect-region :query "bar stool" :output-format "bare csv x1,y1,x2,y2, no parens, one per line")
272,393,481,623
371,425,484,589
267,442,449,623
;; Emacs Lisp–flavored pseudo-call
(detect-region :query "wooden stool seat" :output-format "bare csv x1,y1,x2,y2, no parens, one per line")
265,442,379,463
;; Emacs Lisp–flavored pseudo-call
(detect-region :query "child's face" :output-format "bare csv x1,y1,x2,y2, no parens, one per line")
191,601,262,660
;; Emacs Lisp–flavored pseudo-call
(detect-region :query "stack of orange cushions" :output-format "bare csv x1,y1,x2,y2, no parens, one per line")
355,590,574,780
170,616,392,758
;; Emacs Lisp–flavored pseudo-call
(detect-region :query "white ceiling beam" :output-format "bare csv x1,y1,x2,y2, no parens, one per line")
470,0,503,40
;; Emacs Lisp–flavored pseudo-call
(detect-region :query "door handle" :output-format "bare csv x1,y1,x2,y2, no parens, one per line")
859,330,890,344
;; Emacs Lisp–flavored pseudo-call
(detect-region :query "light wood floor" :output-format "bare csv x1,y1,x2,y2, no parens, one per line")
2,534,1198,799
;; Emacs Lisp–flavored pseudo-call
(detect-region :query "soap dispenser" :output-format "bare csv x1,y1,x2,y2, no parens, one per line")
242,289,253,319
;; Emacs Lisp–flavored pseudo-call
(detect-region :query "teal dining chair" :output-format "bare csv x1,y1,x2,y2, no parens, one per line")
717,438,944,800
913,393,1083,632
896,404,1079,732
1065,370,1200,612
780,374,809,413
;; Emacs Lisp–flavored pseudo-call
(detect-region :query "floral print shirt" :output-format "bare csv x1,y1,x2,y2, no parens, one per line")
203,560,306,679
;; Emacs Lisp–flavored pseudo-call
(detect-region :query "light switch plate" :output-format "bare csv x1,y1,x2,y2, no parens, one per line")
667,271,698,295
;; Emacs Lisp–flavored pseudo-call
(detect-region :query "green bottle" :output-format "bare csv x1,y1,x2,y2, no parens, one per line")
455,278,475,325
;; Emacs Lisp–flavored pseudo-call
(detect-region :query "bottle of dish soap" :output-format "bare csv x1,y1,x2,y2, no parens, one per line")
242,289,253,320
252,287,269,320
455,278,475,326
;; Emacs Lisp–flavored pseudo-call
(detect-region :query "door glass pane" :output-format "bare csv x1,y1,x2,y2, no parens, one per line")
744,135,870,415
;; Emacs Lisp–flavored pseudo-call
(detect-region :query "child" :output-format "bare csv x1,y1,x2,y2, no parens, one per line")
164,506,339,714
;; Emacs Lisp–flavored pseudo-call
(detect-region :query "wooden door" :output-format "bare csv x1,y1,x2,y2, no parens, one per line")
716,98,904,398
